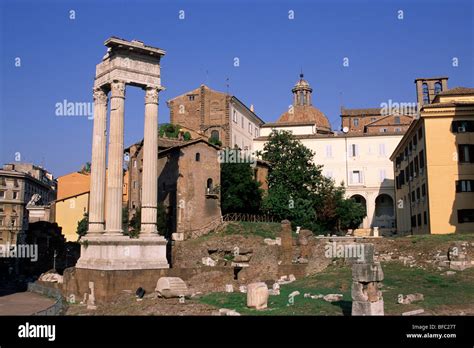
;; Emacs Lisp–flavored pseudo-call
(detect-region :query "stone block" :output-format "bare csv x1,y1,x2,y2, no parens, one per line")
352,299,384,316
155,277,189,298
247,282,269,310
352,262,384,282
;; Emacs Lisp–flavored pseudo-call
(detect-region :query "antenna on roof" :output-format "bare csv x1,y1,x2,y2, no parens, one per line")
205,70,209,86
300,67,304,79
225,77,230,95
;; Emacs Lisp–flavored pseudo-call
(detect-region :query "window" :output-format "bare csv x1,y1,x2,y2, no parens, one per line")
188,95,195,101
422,184,426,197
418,128,423,140
456,180,474,192
459,145,474,163
241,116,244,128
133,160,137,168
325,145,332,158
424,212,428,225
233,110,237,123
195,153,200,162
353,118,359,127
379,128,387,133
206,178,213,193
452,120,474,133
351,170,362,184
0,219,3,227
411,215,416,227
0,191,4,199
133,181,137,189
394,116,400,124
255,127,259,137
414,156,419,175
417,214,422,226
419,150,425,169
422,83,429,105
13,192,18,200
416,187,420,200
411,191,415,202
458,209,474,223
413,135,417,147
350,144,358,157
248,122,252,134
395,128,401,132
0,204,3,212
434,82,442,95
379,143,386,156
211,130,219,141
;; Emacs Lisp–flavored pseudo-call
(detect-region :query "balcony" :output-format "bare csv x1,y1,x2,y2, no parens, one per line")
206,186,220,199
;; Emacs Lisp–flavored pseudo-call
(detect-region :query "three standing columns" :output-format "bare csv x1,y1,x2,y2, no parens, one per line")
87,81,161,237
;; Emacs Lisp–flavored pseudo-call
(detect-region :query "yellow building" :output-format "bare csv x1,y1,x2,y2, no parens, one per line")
55,172,90,241
391,86,474,234
55,170,129,241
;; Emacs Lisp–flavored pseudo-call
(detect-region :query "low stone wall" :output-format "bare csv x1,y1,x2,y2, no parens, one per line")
62,266,235,303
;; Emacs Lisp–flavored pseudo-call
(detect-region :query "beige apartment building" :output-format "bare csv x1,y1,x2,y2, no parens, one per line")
0,163,56,243
391,86,474,234
253,75,415,233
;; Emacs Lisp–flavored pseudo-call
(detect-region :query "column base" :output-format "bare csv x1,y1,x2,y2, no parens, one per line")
76,235,169,270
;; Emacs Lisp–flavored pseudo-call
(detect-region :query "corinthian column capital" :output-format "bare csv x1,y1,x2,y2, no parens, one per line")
145,86,159,104
111,80,126,98
93,87,108,105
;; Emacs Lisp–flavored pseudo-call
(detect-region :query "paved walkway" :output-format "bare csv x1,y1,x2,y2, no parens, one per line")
0,291,56,315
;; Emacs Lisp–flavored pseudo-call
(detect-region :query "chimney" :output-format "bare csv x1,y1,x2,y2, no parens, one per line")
250,104,255,112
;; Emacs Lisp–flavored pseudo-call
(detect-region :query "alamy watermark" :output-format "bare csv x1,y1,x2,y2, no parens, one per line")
55,100,93,120
218,149,257,167
0,243,38,261
325,242,365,262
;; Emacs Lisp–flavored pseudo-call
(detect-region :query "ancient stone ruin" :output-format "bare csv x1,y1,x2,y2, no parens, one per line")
351,243,384,316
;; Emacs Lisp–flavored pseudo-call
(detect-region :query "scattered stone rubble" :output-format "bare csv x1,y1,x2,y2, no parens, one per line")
398,293,424,305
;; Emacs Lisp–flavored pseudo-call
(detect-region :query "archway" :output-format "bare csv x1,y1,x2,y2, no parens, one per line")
350,194,367,228
374,194,395,228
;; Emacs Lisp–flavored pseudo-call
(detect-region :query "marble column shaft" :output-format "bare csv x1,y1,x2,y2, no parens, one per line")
140,87,160,234
105,80,126,235
88,87,108,234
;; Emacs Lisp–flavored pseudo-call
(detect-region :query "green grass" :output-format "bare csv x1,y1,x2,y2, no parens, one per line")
199,263,474,315
219,221,282,239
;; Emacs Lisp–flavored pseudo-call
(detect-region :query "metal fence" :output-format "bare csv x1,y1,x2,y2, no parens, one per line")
27,282,65,316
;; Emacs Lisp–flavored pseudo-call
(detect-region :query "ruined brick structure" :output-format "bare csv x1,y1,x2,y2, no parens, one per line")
167,84,265,151
126,138,221,241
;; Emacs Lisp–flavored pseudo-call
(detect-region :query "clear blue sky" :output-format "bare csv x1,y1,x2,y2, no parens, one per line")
0,0,472,177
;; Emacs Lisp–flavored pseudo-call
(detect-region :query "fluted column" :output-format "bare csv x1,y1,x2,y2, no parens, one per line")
140,86,160,235
87,87,108,234
105,80,126,235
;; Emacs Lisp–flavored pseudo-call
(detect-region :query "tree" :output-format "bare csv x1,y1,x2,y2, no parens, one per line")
79,162,91,174
336,197,366,231
220,149,263,214
260,130,365,233
208,137,222,147
76,213,88,240
159,123,181,138
261,130,326,230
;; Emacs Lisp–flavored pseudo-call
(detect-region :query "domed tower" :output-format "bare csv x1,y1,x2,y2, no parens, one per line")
277,74,332,134
292,73,313,106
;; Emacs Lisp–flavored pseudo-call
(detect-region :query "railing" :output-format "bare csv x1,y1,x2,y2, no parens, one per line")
27,282,65,316
222,213,278,223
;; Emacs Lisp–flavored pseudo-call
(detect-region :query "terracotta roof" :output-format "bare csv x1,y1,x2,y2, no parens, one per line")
423,101,474,108
340,108,382,116
261,121,316,128
277,105,331,131
364,114,414,127
254,131,405,141
437,87,474,96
